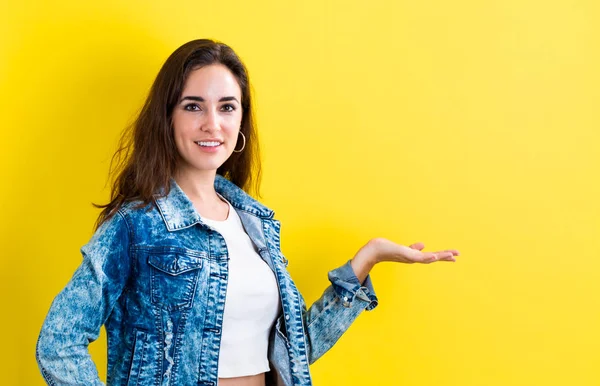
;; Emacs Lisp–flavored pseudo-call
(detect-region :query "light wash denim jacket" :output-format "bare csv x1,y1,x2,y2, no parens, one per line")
36,175,378,385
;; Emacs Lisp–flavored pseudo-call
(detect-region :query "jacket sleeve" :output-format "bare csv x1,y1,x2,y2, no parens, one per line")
36,210,132,385
300,259,378,364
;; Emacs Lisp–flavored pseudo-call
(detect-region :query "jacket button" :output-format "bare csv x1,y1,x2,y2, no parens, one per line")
342,296,351,307
285,314,290,320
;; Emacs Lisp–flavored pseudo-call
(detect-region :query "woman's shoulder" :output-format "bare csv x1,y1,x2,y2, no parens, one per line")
116,198,162,226
93,199,166,245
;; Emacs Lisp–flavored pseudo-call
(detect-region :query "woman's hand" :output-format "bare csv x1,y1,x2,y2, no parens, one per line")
350,238,459,285
367,238,459,264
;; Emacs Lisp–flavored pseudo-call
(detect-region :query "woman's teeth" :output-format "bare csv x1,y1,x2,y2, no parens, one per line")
195,141,221,147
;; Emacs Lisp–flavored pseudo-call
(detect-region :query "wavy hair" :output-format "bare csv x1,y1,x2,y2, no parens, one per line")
94,39,261,230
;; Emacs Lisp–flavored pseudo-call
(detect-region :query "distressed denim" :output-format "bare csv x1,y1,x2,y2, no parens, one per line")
36,175,378,385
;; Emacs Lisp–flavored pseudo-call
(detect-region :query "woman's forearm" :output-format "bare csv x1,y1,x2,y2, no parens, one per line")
350,242,378,285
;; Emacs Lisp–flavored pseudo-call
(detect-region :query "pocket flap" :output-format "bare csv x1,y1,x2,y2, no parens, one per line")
147,253,203,275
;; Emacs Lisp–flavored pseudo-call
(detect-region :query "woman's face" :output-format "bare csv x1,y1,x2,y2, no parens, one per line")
171,64,243,178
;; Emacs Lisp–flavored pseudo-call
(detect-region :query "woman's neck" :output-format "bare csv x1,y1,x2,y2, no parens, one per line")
173,169,220,204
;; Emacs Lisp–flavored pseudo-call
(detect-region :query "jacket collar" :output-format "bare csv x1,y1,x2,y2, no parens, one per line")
154,174,274,231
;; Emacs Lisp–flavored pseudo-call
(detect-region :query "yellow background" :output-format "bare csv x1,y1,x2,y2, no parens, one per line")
1,1,598,385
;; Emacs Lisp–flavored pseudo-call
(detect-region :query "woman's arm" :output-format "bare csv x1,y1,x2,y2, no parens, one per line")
349,242,378,284
298,241,378,365
300,238,459,364
36,211,132,385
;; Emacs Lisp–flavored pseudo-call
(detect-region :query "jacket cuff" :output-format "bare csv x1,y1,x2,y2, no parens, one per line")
327,259,378,311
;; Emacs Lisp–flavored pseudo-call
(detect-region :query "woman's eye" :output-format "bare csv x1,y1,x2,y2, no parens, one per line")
221,104,236,112
184,104,200,111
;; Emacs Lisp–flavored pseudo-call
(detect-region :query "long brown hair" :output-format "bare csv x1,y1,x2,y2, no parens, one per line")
94,39,261,230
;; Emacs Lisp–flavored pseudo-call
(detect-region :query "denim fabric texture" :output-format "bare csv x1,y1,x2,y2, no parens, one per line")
36,174,378,385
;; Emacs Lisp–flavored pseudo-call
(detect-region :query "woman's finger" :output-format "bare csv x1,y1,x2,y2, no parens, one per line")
421,252,456,263
435,252,457,262
436,249,460,256
409,242,425,250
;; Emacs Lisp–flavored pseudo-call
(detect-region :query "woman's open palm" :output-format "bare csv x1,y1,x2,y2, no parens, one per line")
369,238,459,264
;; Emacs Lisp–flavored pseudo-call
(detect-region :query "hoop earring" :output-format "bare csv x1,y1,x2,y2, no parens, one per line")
232,131,246,153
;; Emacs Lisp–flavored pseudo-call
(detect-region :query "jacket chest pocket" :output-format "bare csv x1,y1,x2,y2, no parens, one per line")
147,252,205,311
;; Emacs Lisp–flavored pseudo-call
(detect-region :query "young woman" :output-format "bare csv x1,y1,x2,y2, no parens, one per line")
36,39,459,386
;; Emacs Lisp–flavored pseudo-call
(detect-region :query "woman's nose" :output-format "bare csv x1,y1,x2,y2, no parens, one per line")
201,109,220,132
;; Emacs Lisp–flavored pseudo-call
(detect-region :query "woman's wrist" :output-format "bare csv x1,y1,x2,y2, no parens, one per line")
350,242,378,285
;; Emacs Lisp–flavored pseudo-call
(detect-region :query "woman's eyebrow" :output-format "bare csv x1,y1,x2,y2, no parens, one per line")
179,96,240,103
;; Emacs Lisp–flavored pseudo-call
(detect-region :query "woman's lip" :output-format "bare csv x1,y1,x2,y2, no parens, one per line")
195,142,222,153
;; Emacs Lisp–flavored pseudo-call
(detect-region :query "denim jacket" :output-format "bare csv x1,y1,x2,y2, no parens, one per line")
36,175,378,385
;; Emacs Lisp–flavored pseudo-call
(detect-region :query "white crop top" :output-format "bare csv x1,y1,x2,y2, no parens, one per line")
201,195,282,378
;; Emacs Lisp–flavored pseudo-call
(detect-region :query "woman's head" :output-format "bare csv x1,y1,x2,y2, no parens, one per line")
95,39,261,228
173,63,244,180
